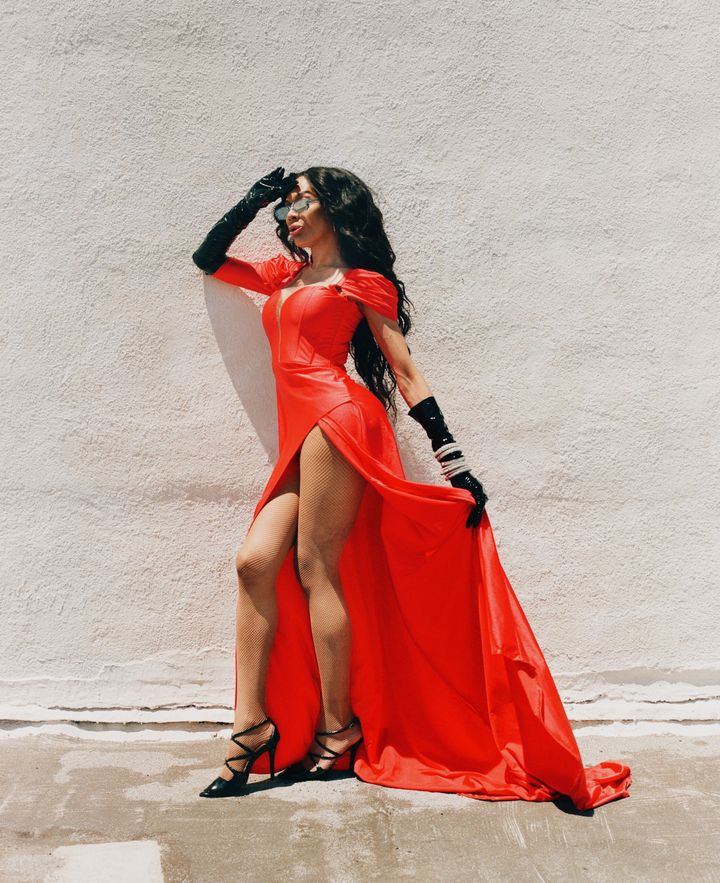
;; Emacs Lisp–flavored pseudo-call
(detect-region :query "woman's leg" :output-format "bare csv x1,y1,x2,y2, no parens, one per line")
216,464,300,781
295,423,366,771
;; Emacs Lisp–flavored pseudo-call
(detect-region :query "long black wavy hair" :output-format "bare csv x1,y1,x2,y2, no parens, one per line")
273,166,414,421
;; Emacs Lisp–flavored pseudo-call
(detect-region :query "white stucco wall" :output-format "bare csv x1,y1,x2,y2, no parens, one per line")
2,1,718,725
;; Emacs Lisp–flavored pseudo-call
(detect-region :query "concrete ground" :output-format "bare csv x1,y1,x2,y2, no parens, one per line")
1,725,719,883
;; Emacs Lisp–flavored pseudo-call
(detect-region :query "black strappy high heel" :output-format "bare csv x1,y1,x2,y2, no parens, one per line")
199,717,280,798
279,715,363,782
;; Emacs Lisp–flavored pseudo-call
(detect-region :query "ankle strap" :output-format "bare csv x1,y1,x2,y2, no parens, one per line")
315,715,359,736
233,716,271,736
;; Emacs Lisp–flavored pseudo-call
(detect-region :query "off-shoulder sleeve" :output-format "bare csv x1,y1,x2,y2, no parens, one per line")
341,268,399,322
211,252,300,297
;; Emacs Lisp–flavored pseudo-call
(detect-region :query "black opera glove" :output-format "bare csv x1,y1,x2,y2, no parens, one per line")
192,165,297,274
446,471,488,528
407,395,489,529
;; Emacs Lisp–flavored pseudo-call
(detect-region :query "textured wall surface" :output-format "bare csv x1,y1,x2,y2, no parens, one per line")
1,0,718,724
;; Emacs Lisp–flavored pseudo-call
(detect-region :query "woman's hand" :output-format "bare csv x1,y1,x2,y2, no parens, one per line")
243,166,297,213
449,470,489,528
192,166,297,274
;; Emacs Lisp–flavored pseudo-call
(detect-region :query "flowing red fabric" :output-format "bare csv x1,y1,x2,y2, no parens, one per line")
210,252,631,810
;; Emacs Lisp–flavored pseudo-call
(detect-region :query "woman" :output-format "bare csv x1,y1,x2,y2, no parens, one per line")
192,166,631,807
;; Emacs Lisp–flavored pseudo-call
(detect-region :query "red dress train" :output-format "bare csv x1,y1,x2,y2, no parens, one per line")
209,251,631,810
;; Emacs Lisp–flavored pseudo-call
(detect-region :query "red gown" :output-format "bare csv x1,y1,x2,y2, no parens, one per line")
210,251,631,810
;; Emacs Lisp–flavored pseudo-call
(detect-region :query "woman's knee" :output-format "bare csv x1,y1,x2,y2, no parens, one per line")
234,545,279,590
295,540,341,594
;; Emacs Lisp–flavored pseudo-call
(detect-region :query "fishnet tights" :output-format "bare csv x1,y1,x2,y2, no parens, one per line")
218,422,366,779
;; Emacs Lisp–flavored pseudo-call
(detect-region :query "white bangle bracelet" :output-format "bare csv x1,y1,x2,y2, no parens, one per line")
433,443,471,481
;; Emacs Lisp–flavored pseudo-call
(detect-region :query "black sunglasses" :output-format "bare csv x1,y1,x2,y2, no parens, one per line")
273,197,321,223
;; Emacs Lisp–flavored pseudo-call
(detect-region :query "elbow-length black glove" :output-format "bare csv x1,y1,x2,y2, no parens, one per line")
408,395,489,528
192,166,297,274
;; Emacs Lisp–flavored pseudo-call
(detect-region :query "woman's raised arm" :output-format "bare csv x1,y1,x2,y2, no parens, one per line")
192,166,295,274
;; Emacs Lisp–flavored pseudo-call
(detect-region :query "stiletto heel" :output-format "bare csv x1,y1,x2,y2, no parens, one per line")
279,714,363,782
268,737,277,779
199,717,280,798
349,738,361,773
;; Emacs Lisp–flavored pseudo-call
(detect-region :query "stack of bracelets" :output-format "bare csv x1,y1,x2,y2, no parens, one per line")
407,395,488,527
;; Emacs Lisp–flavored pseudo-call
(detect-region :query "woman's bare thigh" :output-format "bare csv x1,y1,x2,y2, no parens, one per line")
296,424,366,577
236,461,300,581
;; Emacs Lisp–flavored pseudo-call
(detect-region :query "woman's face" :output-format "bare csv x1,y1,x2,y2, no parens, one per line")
282,175,334,250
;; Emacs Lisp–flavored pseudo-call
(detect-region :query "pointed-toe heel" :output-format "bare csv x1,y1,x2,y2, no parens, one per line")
279,714,363,782
199,717,280,798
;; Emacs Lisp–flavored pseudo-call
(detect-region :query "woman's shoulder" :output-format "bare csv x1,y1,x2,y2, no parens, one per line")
343,266,393,283
265,251,306,280
340,267,398,321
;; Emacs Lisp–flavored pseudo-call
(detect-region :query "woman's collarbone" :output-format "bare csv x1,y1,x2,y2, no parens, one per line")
287,267,349,293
